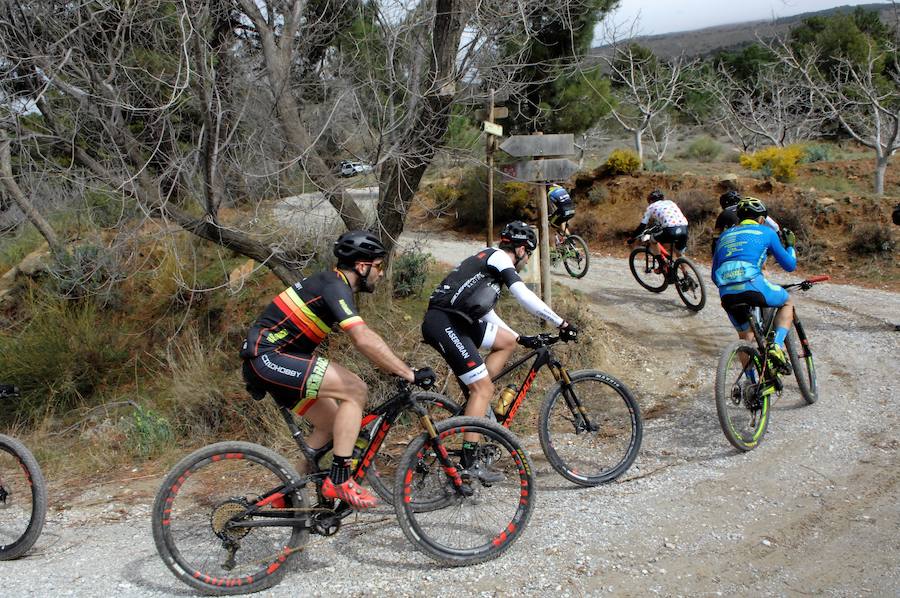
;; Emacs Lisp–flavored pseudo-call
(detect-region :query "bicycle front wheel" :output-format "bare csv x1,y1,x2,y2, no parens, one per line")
538,370,642,485
0,435,47,560
152,441,308,595
786,329,818,404
394,417,535,566
673,257,706,311
628,247,668,292
366,392,461,505
562,235,590,278
715,341,771,451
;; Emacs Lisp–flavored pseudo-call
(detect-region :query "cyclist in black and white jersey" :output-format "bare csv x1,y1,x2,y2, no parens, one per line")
422,221,577,481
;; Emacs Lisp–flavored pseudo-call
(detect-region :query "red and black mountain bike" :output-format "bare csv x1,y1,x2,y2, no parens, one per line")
151,379,535,595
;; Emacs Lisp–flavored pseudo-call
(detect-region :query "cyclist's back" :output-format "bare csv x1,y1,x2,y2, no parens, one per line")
712,220,795,289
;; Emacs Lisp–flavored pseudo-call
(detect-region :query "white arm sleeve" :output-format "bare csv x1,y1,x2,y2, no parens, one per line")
481,309,517,337
508,281,565,326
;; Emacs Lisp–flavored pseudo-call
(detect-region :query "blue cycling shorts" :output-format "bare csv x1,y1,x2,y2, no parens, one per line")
718,277,789,331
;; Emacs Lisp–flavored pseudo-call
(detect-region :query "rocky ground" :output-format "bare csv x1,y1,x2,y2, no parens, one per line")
1,234,897,597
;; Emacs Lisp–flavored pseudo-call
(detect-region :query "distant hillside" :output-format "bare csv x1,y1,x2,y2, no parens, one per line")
592,3,899,59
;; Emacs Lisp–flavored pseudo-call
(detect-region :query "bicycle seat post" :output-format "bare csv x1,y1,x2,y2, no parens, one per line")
278,406,318,466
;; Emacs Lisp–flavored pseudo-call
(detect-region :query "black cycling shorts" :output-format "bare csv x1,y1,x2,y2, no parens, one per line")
654,225,688,252
421,309,498,386
242,352,329,414
720,290,768,331
549,206,575,227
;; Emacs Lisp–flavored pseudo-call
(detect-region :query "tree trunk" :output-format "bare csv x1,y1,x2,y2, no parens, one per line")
634,129,644,169
0,136,68,260
875,153,889,196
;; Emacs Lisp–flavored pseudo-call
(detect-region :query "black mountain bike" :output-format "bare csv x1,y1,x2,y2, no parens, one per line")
151,379,536,595
715,276,827,451
628,225,706,311
0,385,48,560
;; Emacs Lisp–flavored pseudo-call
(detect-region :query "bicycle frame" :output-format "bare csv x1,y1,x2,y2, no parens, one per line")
227,386,465,532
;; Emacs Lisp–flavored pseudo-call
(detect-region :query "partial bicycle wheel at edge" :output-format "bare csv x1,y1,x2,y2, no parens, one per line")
366,392,462,505
715,341,770,451
0,434,47,560
673,257,707,312
786,330,818,404
538,370,642,485
394,416,535,566
628,247,668,292
152,441,308,595
562,235,590,278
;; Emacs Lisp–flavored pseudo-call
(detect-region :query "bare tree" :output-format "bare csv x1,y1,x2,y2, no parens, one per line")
709,59,827,150
770,37,900,195
595,42,697,167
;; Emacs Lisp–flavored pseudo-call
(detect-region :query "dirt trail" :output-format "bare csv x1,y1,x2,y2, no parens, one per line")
2,234,898,597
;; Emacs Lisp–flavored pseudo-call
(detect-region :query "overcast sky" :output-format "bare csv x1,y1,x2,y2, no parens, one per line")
603,0,885,36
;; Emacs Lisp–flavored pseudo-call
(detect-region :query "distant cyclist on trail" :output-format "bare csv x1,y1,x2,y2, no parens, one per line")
240,230,435,509
421,221,578,482
712,197,798,373
548,183,576,236
629,189,689,257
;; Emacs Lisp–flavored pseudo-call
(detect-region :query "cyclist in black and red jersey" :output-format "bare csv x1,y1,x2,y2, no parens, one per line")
421,221,577,482
241,230,434,509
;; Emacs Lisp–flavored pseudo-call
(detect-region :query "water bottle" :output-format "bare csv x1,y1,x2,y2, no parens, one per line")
495,384,518,416
350,436,370,471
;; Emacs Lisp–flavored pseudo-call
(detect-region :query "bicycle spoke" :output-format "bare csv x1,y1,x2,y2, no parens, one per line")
716,343,770,451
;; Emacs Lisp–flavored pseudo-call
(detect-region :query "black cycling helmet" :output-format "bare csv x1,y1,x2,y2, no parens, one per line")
647,189,665,203
736,196,768,221
333,230,387,264
719,190,741,209
499,221,537,252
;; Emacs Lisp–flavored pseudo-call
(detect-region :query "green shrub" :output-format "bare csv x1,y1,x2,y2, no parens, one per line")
800,144,835,164
683,136,722,162
848,223,895,255
739,145,805,182
454,167,534,229
645,159,668,172
51,243,125,307
84,190,134,228
124,404,173,458
392,245,433,298
586,184,609,206
603,149,641,175
0,225,44,274
675,190,717,224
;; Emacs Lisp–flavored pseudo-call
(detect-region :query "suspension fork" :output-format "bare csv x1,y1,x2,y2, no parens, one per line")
792,310,812,359
550,363,595,432
409,395,468,495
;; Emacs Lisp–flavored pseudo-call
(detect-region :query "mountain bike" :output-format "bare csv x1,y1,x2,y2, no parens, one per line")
628,225,706,311
0,384,48,560
549,230,590,278
151,379,536,594
714,276,828,451
375,334,641,501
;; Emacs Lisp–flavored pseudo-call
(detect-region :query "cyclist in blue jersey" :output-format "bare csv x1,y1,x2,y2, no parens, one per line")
548,183,575,235
712,197,797,372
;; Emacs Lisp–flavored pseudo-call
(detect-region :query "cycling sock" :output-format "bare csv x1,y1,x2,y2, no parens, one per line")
329,455,352,485
774,326,789,347
461,441,479,468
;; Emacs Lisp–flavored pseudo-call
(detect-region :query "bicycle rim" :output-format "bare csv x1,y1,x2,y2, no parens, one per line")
367,392,461,505
628,247,667,292
538,371,642,485
673,257,706,311
394,417,535,566
715,342,770,451
562,235,590,278
152,442,308,595
0,435,47,560
786,331,818,404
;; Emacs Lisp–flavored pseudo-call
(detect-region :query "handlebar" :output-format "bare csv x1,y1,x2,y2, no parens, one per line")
782,275,830,291
626,225,662,245
517,333,567,349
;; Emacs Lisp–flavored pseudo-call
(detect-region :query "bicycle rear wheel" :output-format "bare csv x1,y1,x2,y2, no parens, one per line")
152,441,308,595
394,417,535,566
562,235,590,278
786,328,818,404
628,247,668,292
673,257,706,311
366,392,461,504
0,435,47,560
538,370,642,485
715,341,771,451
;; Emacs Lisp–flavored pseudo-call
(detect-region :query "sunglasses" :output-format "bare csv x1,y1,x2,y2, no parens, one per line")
359,261,385,271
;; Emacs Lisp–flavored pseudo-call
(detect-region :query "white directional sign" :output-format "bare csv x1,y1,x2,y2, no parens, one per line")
512,158,580,182
500,134,575,158
482,121,503,137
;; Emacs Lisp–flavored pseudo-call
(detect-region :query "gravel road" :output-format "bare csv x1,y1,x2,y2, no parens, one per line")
2,233,898,597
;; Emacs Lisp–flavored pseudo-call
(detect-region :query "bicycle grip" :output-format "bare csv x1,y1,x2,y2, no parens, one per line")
806,275,830,284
